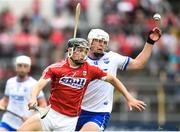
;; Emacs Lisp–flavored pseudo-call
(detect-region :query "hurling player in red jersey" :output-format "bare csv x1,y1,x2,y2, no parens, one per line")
18,38,146,131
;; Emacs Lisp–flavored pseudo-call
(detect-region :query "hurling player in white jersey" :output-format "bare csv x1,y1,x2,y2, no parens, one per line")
75,28,162,131
0,55,47,131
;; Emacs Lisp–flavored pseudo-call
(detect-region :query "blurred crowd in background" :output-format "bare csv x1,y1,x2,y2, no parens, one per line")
0,0,180,129
0,0,179,88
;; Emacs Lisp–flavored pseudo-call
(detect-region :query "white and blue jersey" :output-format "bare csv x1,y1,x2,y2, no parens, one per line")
0,76,45,130
82,51,130,113
76,51,131,130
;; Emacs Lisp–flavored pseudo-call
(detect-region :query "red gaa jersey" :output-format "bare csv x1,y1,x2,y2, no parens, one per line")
42,59,107,116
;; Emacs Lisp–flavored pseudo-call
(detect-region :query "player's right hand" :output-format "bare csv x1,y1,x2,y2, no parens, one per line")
147,27,161,45
149,27,161,42
28,98,37,110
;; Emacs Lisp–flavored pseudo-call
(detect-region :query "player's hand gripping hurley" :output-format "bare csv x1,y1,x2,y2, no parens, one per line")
29,104,51,119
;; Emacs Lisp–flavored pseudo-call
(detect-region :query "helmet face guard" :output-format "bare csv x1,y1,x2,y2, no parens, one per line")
67,38,89,65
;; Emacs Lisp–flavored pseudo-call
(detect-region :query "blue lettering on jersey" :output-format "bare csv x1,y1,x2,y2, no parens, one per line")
94,61,98,65
11,95,24,101
104,101,108,105
103,58,110,64
59,77,86,89
24,88,28,93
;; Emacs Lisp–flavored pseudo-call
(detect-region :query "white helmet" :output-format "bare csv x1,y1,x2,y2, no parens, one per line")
87,29,109,46
15,55,31,66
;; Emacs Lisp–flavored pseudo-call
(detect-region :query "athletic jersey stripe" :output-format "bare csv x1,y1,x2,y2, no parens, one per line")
121,57,128,70
123,57,130,71
100,113,107,130
87,56,100,61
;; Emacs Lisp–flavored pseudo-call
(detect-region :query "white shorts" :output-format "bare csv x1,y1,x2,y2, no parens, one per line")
40,108,78,131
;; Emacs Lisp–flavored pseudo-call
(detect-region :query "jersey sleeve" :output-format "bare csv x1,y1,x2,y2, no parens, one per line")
89,65,107,81
113,52,131,71
42,66,53,80
4,80,10,96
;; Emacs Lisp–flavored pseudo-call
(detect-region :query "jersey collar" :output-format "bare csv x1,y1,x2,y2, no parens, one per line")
88,52,107,60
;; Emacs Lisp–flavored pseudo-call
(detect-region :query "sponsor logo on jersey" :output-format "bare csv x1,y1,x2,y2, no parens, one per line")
59,77,86,89
103,58,110,64
11,95,24,101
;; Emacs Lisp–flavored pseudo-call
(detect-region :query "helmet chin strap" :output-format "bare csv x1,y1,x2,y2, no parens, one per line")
68,47,74,58
68,47,88,66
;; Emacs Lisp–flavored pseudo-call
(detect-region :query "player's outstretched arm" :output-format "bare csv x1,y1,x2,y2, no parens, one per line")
29,77,49,109
104,74,146,111
127,27,161,70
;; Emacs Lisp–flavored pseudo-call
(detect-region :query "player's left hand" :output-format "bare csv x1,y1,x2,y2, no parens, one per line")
28,98,37,110
127,98,147,111
149,27,161,41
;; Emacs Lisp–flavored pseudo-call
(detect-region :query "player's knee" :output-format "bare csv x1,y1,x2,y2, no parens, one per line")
18,114,42,131
17,126,24,131
80,122,100,131
17,122,29,131
0,128,8,132
18,121,42,131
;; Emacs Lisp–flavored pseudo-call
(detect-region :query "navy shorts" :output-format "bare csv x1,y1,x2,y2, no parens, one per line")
75,110,110,131
0,122,16,131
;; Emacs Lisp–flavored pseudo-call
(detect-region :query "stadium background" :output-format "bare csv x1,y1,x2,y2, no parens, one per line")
0,0,179,131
